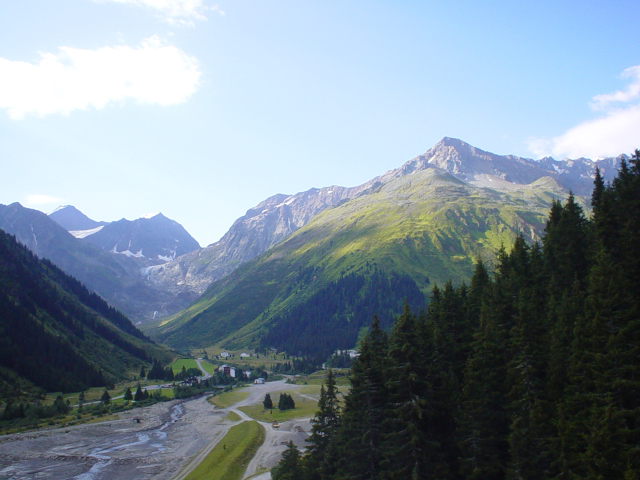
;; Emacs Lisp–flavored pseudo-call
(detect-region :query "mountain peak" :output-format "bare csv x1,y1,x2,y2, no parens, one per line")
49,205,104,232
437,137,471,148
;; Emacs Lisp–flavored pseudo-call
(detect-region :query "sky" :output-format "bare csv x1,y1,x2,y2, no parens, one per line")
1,0,639,246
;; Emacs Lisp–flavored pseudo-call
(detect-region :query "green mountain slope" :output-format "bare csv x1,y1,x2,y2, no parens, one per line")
154,169,569,358
0,229,172,399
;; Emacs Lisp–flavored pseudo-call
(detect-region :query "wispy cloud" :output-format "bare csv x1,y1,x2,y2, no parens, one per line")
25,195,64,207
0,36,200,119
528,65,640,159
590,66,640,111
94,0,223,26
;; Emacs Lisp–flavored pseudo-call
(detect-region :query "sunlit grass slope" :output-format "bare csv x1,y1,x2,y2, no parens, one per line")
155,169,563,351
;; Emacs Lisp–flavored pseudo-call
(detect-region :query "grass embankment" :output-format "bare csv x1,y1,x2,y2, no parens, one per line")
208,388,250,408
184,420,265,480
284,369,351,387
225,411,242,422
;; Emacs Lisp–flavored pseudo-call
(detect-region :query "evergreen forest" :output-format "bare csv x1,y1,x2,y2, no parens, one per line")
273,151,640,479
0,228,168,398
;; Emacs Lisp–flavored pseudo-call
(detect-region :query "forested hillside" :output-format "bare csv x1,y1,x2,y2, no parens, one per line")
0,229,171,399
259,266,425,361
275,151,640,479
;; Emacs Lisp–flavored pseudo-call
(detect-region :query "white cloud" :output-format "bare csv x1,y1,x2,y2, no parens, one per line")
95,0,223,26
529,65,640,159
24,195,64,206
0,36,200,119
591,66,640,111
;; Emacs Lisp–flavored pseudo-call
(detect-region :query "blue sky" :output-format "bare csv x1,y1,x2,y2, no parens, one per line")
1,0,639,246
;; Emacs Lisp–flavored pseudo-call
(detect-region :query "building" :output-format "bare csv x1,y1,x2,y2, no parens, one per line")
218,364,236,377
254,378,265,384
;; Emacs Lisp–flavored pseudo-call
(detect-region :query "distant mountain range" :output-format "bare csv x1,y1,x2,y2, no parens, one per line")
0,203,200,323
0,138,624,333
49,206,200,264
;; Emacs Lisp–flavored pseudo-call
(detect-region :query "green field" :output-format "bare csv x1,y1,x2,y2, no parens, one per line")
208,388,250,408
238,391,318,422
170,358,202,374
184,421,265,480
198,361,215,375
294,370,351,387
170,357,217,375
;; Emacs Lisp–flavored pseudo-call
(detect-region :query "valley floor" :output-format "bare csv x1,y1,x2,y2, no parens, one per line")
0,380,311,480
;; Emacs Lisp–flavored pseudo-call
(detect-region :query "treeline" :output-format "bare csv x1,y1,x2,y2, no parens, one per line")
39,258,146,339
271,358,320,375
260,267,425,361
274,152,640,479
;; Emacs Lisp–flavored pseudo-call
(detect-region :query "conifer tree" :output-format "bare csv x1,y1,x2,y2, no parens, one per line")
383,303,433,480
263,393,273,410
305,369,341,479
123,387,133,401
272,441,305,480
457,298,510,480
334,316,389,480
134,383,144,401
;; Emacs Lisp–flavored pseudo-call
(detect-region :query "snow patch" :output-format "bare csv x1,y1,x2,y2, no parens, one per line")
142,212,160,219
49,205,70,214
120,249,145,258
29,224,37,246
70,225,104,239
